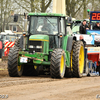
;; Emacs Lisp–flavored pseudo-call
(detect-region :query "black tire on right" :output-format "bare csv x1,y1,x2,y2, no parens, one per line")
72,41,84,78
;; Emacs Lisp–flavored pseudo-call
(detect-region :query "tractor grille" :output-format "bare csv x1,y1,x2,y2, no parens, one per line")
29,41,43,53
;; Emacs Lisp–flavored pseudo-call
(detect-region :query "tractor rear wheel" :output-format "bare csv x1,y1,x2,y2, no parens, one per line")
50,49,66,78
72,41,84,78
8,47,23,77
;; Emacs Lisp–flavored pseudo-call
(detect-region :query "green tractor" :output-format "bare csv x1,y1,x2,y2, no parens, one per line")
8,13,84,78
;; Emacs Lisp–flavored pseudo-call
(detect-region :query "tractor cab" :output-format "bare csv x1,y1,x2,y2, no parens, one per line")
26,13,67,50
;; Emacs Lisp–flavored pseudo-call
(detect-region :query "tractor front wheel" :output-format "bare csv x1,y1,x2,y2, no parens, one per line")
50,49,66,78
8,47,23,77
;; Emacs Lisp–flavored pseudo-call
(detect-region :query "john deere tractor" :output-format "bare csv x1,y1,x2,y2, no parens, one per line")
8,13,84,78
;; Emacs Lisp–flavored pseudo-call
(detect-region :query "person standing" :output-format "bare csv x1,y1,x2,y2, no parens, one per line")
93,21,100,30
79,20,89,34
79,35,86,47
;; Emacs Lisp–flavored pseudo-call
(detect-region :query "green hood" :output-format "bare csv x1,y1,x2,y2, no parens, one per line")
29,35,49,42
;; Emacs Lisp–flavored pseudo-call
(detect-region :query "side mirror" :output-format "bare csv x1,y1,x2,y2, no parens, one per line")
14,14,18,22
67,17,72,24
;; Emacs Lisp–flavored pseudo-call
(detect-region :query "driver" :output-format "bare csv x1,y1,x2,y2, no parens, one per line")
42,19,52,33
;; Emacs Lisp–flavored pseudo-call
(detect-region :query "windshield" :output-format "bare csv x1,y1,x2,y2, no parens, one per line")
30,17,58,35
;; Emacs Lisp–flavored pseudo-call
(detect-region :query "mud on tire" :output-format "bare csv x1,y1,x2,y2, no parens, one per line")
14,38,20,48
50,49,66,79
8,46,23,77
72,41,84,78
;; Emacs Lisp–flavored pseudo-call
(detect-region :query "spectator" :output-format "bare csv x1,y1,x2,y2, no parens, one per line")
79,35,86,47
93,21,100,30
79,20,89,34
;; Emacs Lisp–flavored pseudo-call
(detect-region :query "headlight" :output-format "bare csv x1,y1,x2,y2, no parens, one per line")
36,46,42,49
29,45,34,48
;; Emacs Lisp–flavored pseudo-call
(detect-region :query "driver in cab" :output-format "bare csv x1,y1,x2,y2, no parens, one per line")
42,19,52,33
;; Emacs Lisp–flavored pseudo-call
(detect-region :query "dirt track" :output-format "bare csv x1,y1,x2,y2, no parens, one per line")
0,62,100,100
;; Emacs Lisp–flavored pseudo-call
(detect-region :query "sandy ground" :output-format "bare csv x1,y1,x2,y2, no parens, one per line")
0,61,100,100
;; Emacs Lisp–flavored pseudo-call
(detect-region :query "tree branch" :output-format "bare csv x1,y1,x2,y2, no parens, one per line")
45,0,52,11
74,3,83,16
14,0,30,12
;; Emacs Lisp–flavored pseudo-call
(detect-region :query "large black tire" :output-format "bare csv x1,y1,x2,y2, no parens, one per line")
50,49,66,78
23,65,39,76
72,41,84,78
8,47,23,77
14,38,20,48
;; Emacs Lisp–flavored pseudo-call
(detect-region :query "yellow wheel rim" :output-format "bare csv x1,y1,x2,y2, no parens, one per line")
60,55,64,74
79,46,84,73
18,65,21,72
34,66,37,69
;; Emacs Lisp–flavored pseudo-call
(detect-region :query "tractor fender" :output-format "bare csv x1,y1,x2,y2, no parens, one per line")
66,36,76,52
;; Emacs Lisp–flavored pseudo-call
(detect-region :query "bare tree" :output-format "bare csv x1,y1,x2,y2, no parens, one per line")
66,0,83,17
0,0,20,31
14,0,52,12
66,0,100,19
